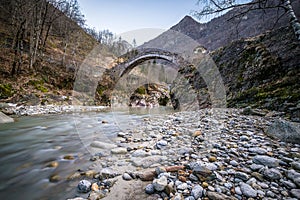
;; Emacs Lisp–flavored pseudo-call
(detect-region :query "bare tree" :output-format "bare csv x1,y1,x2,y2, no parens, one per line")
193,0,300,40
57,0,85,66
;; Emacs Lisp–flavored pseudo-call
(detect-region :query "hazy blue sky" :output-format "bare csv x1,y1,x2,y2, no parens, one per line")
78,0,199,34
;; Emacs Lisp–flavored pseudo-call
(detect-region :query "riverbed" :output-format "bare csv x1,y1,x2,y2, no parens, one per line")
0,107,174,200
1,108,300,200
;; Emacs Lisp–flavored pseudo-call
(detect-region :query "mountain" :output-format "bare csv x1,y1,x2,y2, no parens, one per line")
144,0,300,51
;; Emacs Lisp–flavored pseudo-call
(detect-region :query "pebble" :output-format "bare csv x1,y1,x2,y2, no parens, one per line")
192,130,202,137
240,135,249,141
77,180,91,193
209,156,217,162
249,163,264,171
49,174,61,182
240,182,257,198
248,147,267,155
230,160,239,167
111,147,127,154
235,172,249,181
286,169,300,187
263,168,282,180
145,184,155,194
252,155,279,167
91,183,99,192
191,185,203,199
156,140,168,149
206,191,237,200
290,189,300,199
153,176,168,191
122,173,133,180
291,162,300,171
177,183,188,190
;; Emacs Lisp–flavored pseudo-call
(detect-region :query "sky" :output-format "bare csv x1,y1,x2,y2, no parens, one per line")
77,0,200,45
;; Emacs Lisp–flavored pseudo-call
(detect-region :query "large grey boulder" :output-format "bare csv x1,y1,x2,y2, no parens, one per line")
266,119,300,144
0,112,14,123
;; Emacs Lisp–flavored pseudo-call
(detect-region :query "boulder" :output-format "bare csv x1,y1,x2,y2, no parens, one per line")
266,119,300,144
0,112,14,123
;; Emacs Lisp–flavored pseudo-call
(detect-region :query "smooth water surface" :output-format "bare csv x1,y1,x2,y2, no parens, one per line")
0,107,174,200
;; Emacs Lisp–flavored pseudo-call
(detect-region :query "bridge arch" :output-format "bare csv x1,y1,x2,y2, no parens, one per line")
100,48,193,107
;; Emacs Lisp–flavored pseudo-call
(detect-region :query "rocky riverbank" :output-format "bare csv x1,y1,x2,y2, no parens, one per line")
0,103,108,116
65,108,300,200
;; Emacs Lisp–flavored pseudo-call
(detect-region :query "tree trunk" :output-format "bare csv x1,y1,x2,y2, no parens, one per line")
284,0,300,40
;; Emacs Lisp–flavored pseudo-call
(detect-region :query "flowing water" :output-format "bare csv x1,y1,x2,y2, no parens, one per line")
0,107,174,200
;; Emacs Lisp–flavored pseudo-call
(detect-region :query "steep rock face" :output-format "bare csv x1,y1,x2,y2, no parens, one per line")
177,26,300,121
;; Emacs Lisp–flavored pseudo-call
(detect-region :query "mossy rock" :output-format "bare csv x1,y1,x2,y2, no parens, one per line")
135,86,146,95
28,79,48,93
0,83,14,98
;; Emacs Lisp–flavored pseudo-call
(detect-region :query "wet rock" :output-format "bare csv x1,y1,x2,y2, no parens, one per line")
46,161,59,168
78,180,91,193
84,170,97,178
49,174,61,182
252,155,279,167
63,155,75,160
240,182,257,198
263,168,282,180
191,185,203,199
67,172,82,180
153,176,168,191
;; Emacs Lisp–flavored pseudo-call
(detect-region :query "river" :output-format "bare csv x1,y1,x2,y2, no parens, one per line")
0,107,174,200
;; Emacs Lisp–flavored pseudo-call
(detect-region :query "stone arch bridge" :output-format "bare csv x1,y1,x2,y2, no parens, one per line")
96,47,226,109
97,48,190,105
